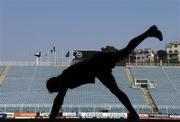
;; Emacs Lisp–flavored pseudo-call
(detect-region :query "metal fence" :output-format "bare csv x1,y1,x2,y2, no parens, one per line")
0,61,71,66
126,62,180,67
0,104,180,115
1,61,180,67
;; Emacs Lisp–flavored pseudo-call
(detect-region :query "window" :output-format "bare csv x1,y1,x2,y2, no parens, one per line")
174,50,178,54
169,50,173,54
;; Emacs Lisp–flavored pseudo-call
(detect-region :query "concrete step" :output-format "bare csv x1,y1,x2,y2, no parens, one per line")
0,65,10,86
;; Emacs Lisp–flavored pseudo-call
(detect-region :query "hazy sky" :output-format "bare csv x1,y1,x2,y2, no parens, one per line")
0,0,180,61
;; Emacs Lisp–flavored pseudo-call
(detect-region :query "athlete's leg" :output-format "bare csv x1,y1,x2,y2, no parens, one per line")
49,88,67,119
97,72,139,120
113,25,163,63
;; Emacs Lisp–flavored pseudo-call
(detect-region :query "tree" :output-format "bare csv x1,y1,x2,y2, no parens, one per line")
101,45,118,52
157,50,167,64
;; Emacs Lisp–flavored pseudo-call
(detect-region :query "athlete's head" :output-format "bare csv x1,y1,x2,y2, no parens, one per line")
46,77,60,93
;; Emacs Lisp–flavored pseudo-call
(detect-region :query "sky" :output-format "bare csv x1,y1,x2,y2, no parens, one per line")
0,0,180,61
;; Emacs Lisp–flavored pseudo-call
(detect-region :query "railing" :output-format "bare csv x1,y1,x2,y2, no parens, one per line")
126,62,180,67
0,104,180,115
0,104,150,113
0,61,71,66
1,61,180,67
158,105,180,115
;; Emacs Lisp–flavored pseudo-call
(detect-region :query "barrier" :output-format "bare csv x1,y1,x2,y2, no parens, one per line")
14,112,37,119
79,112,127,119
1,112,180,121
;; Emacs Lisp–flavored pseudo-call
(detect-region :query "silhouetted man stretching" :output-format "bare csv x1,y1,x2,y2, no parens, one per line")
46,25,163,120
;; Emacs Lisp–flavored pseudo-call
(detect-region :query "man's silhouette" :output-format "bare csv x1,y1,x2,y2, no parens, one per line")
46,25,163,120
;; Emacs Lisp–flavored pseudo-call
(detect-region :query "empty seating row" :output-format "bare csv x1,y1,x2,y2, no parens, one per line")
130,67,180,106
0,66,147,112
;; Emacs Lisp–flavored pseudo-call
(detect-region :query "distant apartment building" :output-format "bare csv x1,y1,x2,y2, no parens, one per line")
166,41,180,63
133,48,156,63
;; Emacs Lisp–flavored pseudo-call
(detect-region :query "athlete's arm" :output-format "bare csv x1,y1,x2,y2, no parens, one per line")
49,88,67,119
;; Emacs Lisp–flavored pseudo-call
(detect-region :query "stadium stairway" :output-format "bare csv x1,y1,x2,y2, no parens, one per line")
140,88,159,113
125,67,135,86
125,66,159,113
0,65,10,86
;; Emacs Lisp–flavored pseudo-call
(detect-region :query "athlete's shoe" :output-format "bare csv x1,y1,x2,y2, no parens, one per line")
127,112,140,121
147,25,163,41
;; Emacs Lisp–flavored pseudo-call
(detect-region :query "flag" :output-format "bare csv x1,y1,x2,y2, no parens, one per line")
65,51,70,57
53,46,56,52
50,49,53,53
34,51,41,57
50,46,55,53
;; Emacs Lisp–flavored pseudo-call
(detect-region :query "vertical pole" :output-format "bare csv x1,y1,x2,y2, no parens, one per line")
54,51,56,66
143,48,144,66
149,50,151,66
47,51,49,66
36,57,39,65
28,50,31,65
160,60,163,66
157,55,158,66
61,49,64,66
168,55,169,66
135,55,137,66
5,104,6,113
68,52,71,66
128,54,130,66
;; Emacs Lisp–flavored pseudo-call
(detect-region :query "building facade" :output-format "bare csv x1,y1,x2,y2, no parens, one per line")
166,41,180,63
133,48,156,63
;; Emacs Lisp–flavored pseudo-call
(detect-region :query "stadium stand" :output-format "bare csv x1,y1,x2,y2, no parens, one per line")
1,65,180,115
130,67,180,115
0,66,149,113
0,66,4,82
0,66,3,73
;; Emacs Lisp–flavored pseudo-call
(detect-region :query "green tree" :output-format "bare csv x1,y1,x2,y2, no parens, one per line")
101,45,118,52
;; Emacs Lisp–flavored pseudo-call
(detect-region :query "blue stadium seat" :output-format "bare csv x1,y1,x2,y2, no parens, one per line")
130,67,180,114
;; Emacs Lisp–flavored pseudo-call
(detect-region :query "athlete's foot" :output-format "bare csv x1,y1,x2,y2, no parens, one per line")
127,112,140,121
147,25,163,41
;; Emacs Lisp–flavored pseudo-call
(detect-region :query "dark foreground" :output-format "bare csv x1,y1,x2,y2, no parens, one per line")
1,119,180,122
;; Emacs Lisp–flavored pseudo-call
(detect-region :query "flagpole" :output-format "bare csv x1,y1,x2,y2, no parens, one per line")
61,49,63,66
53,46,56,66
143,48,144,66
69,52,71,66
54,51,56,66
128,54,130,66
47,51,49,66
